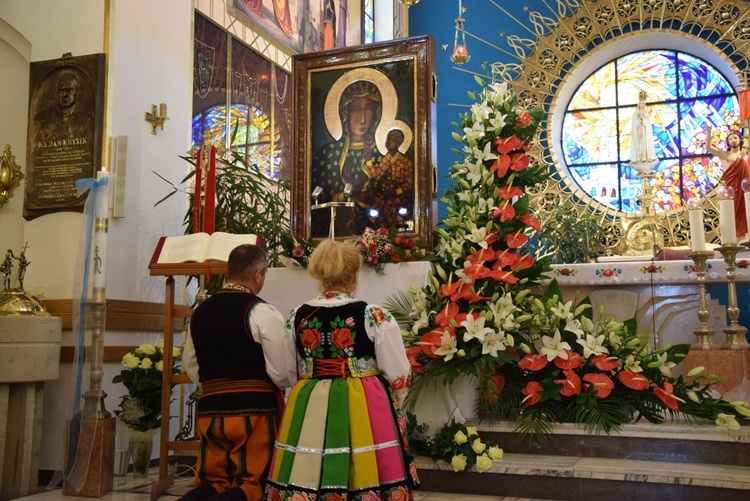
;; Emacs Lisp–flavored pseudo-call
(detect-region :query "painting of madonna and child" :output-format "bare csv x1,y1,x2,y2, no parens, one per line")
292,36,435,246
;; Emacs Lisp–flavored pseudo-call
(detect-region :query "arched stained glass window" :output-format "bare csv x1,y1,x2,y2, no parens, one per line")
562,50,741,214
192,104,282,181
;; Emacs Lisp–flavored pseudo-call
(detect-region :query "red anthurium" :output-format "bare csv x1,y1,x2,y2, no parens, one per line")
654,382,680,411
485,374,506,404
485,230,501,246
467,248,497,265
519,213,542,231
522,381,543,406
464,263,492,280
489,269,519,284
493,250,516,270
416,331,443,358
554,369,581,397
497,186,524,200
495,135,520,154
618,370,649,390
554,350,585,370
517,112,533,126
518,353,548,371
509,152,530,172
505,348,519,358
405,346,424,373
493,202,516,222
511,253,535,271
435,302,460,327
490,155,510,178
592,354,620,371
506,232,529,248
440,280,463,299
583,373,614,398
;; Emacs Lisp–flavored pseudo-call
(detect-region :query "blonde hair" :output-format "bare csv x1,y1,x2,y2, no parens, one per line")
307,239,362,291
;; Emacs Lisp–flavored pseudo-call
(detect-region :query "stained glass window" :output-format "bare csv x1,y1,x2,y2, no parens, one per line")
562,50,740,214
364,0,374,43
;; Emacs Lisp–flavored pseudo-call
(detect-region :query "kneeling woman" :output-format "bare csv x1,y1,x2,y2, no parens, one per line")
265,239,419,500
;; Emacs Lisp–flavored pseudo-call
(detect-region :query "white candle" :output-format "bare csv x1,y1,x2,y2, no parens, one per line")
744,190,750,242
688,209,706,251
719,198,737,245
93,167,110,291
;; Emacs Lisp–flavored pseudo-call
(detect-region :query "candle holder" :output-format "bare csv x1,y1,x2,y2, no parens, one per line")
716,244,750,350
686,251,719,350
81,300,111,419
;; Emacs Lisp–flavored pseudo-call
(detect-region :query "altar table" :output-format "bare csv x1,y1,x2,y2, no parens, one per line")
264,261,433,316
549,258,750,350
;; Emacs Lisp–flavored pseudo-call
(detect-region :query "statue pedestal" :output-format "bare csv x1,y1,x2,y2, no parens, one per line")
62,417,116,498
0,315,61,501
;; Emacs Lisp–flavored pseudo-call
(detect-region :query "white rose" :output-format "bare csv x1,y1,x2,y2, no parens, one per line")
140,358,153,369
122,353,139,369
173,347,181,358
454,430,468,445
466,426,478,436
136,343,156,356
451,454,467,472
155,360,164,372
471,438,486,454
488,445,503,460
476,454,493,473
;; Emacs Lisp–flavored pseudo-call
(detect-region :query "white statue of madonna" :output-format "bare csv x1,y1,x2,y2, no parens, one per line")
630,90,658,174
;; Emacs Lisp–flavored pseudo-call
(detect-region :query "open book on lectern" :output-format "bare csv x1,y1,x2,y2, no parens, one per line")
150,232,263,265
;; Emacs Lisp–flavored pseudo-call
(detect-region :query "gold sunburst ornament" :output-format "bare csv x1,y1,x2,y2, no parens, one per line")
0,145,23,209
397,0,420,6
450,0,470,65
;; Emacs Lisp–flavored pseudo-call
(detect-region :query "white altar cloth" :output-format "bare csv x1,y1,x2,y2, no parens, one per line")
264,261,433,317
549,256,750,286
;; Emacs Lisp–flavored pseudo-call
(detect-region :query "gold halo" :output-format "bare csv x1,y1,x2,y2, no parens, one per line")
376,120,413,154
323,67,398,153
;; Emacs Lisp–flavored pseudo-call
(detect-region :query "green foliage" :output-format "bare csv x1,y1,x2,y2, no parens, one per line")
531,201,606,264
155,150,291,266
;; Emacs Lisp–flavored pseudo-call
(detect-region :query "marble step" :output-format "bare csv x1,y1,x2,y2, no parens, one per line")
416,453,750,500
475,421,750,467
414,421,750,499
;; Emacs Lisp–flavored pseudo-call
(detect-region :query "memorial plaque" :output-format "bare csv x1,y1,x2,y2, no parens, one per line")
24,53,105,220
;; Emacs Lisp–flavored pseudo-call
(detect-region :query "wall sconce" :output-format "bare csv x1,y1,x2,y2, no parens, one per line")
0,144,24,209
144,103,169,134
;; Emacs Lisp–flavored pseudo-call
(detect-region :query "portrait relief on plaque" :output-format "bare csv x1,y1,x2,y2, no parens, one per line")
24,53,105,220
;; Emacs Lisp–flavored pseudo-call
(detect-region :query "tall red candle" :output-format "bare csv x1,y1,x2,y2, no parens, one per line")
203,145,216,235
193,147,203,233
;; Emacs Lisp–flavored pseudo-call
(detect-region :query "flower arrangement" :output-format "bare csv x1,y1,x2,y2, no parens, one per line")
112,340,181,432
401,71,750,439
278,233,319,269
279,227,431,273
407,415,503,473
354,227,425,273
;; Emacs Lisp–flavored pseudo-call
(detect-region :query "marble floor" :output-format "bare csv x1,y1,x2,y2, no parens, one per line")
15,474,551,501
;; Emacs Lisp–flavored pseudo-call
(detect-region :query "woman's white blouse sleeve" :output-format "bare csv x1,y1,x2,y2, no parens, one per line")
364,304,411,394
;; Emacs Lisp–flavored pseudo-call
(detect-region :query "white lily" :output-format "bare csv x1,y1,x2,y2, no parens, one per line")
482,330,507,357
540,329,572,361
435,331,458,361
715,413,741,430
461,315,494,343
576,334,609,359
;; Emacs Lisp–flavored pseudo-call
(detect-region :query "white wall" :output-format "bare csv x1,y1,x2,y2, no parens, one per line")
0,0,192,472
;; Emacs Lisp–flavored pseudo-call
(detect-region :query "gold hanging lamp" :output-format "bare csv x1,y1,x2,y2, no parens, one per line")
450,0,470,65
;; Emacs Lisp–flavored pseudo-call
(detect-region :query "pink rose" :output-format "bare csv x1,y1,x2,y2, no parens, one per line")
292,246,305,258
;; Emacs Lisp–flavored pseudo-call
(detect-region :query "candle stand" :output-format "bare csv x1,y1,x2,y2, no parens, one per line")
686,251,718,350
716,244,750,350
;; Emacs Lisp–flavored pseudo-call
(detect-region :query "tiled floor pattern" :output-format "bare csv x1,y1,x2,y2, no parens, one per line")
15,473,550,501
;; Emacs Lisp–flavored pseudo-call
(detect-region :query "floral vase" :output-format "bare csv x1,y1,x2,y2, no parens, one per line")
128,430,156,478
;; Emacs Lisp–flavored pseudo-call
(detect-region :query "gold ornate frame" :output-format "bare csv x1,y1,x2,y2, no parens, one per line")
291,35,435,246
487,0,750,254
